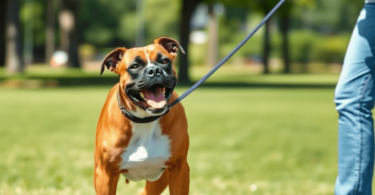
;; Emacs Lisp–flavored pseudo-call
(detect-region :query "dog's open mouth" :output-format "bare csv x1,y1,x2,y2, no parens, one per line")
129,84,173,109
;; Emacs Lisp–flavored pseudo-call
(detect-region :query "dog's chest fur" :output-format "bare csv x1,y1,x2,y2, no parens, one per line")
119,120,171,182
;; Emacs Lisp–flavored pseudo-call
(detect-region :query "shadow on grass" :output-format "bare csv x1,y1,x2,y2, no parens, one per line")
0,74,337,89
28,75,119,87
182,82,336,89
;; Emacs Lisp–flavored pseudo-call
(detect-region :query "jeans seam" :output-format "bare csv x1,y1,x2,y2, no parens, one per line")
353,74,371,195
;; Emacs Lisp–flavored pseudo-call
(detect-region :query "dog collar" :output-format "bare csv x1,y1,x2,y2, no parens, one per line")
117,92,169,123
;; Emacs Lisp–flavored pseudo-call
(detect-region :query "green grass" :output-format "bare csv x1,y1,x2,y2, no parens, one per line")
0,72,341,194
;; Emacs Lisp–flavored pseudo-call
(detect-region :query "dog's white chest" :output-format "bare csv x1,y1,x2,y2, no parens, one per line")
120,120,171,182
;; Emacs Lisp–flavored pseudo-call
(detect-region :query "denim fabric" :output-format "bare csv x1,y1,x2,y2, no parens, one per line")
335,4,375,195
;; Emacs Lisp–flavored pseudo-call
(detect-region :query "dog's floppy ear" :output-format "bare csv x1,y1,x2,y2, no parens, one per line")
154,37,185,59
100,47,126,75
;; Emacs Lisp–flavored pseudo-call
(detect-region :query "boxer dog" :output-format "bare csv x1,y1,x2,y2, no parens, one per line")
94,37,189,195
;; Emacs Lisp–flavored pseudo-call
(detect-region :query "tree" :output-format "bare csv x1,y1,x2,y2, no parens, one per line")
260,0,316,74
286,0,316,73
59,0,80,68
218,0,279,74
178,0,202,83
0,0,7,67
278,1,293,74
219,0,312,74
278,0,313,73
336,0,363,32
45,0,55,64
252,0,281,74
280,14,290,73
5,0,24,73
262,19,271,74
207,3,219,68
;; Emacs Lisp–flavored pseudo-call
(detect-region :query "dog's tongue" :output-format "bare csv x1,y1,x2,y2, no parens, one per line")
144,87,166,109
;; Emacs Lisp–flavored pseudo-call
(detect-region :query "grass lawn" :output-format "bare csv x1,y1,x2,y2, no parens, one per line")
0,72,341,194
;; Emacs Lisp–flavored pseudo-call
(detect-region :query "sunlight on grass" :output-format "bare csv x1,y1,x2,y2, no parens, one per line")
0,81,339,194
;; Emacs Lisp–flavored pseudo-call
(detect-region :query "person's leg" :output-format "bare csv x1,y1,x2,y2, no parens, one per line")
335,4,375,195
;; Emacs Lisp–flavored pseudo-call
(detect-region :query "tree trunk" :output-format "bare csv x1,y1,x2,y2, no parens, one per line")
178,0,201,83
45,0,55,64
24,0,33,66
0,0,7,67
207,3,218,68
281,15,290,74
60,0,80,68
135,0,145,47
262,19,271,74
5,0,24,74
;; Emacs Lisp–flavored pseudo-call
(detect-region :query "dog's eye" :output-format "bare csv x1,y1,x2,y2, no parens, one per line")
130,64,140,69
161,59,169,64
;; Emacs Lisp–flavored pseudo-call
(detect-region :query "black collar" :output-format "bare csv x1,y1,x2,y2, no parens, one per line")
117,91,169,123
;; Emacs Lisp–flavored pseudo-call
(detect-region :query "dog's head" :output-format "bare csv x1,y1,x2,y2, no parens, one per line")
100,37,185,115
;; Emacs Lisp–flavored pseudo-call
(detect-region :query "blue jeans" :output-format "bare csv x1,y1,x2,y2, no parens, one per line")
335,3,375,195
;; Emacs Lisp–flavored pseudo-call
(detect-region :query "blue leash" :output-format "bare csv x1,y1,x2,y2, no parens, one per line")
169,0,286,108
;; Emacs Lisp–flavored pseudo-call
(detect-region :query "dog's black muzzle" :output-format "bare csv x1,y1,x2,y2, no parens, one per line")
125,69,177,113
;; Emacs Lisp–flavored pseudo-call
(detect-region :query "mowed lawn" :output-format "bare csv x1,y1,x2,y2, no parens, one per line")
0,74,341,195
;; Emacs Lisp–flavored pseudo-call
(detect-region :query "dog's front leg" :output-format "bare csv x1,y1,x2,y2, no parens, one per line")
169,160,190,195
94,164,119,195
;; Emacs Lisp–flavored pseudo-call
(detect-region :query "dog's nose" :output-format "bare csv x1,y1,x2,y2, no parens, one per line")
146,67,163,77
155,67,162,77
146,68,154,77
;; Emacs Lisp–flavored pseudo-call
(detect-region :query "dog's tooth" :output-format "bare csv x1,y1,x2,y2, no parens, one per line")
119,53,122,60
140,92,145,99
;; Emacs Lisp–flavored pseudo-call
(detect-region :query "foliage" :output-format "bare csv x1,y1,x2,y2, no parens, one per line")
15,0,364,66
312,34,350,64
79,0,180,47
20,0,46,47
286,30,349,64
195,29,351,66
79,0,136,46
143,0,180,44
291,0,362,33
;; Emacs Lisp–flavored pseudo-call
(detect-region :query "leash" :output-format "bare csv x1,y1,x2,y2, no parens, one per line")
169,0,286,108
118,0,286,123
